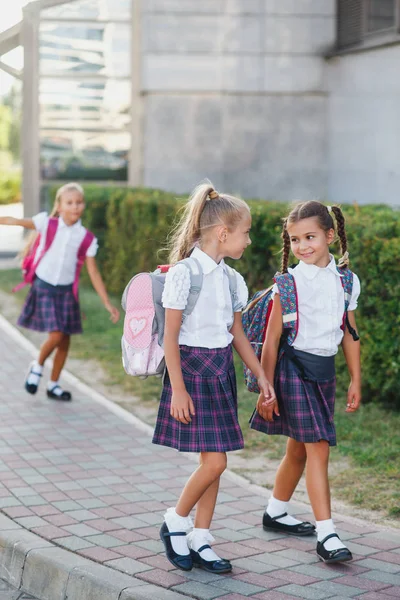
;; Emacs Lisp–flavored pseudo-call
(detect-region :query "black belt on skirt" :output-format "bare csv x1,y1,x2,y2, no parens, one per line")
34,277,73,293
282,343,335,382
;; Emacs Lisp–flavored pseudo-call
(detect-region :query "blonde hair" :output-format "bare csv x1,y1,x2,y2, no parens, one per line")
22,182,84,258
168,181,250,263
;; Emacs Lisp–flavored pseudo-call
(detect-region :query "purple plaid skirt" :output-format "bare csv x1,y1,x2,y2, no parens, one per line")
152,344,244,453
250,351,337,446
17,278,82,335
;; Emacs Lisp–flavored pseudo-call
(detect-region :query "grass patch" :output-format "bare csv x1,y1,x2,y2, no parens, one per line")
0,268,399,520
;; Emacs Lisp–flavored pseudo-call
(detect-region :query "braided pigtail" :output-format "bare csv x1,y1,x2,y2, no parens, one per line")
280,219,291,273
331,205,349,268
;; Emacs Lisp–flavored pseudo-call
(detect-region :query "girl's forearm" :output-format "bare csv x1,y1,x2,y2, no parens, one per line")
342,336,361,383
88,268,112,308
233,331,264,379
164,338,186,391
0,217,35,229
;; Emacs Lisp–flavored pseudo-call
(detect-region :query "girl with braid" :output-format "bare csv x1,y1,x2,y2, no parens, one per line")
250,200,361,564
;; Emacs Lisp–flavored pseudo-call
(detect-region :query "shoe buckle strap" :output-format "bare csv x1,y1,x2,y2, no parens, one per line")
271,512,288,521
320,532,340,545
197,544,211,553
164,531,187,537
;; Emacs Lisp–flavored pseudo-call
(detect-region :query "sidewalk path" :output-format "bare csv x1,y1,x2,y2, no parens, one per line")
0,315,399,600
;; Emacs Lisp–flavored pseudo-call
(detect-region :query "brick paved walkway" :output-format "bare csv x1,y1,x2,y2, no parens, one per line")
0,314,399,600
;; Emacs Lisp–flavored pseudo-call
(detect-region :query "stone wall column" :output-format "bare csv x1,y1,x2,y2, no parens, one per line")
21,4,40,217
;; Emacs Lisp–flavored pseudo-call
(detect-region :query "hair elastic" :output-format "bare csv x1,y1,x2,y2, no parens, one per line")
326,205,332,213
208,190,219,200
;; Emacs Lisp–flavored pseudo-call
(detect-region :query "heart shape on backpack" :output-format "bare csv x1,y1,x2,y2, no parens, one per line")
129,317,147,337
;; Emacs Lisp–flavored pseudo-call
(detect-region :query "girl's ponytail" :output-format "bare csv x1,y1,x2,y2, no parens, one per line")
280,219,291,274
168,181,249,264
331,206,349,268
169,183,214,263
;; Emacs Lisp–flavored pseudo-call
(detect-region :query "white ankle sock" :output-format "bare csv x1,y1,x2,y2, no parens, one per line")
47,380,62,395
187,529,221,562
164,508,192,556
27,361,43,387
316,519,347,551
267,495,303,526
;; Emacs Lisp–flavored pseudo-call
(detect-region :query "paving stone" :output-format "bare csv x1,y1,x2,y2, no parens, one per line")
273,583,334,599
173,581,232,599
120,584,191,600
53,535,95,551
355,558,400,573
272,549,317,565
84,533,126,548
360,570,400,586
332,575,393,592
66,563,144,600
230,557,276,574
307,581,364,597
290,565,342,581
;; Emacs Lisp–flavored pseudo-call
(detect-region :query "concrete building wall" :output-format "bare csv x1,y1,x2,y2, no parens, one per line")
140,0,336,199
326,46,400,207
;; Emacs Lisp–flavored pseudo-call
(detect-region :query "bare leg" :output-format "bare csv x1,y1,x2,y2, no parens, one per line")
51,334,70,381
194,477,220,529
176,452,227,518
273,438,307,501
304,441,330,521
38,331,65,366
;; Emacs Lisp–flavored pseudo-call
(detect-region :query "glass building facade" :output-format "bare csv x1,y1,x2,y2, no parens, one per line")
38,0,131,181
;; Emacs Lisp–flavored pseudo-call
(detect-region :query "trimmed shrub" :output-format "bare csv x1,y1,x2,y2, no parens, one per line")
48,184,400,409
0,173,21,204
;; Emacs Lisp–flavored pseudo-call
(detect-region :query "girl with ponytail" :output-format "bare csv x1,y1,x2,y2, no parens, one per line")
153,181,275,574
250,200,361,564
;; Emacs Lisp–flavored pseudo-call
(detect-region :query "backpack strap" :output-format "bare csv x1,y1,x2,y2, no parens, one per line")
224,264,239,311
337,267,360,341
179,257,203,321
274,272,299,345
72,229,95,302
13,217,59,293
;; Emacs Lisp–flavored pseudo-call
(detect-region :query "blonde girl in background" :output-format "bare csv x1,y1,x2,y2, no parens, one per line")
0,182,119,400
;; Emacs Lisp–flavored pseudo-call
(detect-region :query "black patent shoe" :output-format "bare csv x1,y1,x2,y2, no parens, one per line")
47,386,72,401
317,533,353,564
190,545,232,574
25,362,42,395
159,522,192,571
263,511,315,536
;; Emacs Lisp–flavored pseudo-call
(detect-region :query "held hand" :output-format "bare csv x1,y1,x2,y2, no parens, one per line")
106,304,120,323
170,390,196,424
256,391,279,422
257,373,276,405
346,380,361,413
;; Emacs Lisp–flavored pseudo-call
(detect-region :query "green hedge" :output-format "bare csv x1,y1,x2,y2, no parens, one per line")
0,173,21,204
46,184,400,409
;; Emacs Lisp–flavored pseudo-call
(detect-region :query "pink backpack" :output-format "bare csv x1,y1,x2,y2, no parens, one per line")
121,258,238,378
13,217,94,301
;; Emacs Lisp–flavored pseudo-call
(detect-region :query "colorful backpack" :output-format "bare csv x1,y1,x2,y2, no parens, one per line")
13,217,94,301
121,257,238,379
242,267,357,393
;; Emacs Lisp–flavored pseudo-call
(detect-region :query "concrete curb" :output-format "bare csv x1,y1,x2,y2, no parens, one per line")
0,514,187,600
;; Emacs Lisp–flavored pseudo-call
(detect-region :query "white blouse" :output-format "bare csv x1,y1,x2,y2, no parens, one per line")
162,247,248,349
32,212,98,286
273,255,361,357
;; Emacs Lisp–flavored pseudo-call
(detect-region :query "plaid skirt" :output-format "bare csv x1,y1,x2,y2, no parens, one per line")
152,344,244,453
17,278,82,335
250,350,337,446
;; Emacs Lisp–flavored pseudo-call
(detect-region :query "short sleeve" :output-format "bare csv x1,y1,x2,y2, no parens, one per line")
232,270,249,312
348,273,361,311
271,283,279,299
32,212,48,234
86,236,98,258
162,263,191,310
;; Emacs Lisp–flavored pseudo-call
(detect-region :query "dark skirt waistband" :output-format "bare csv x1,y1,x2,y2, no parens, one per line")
34,277,73,292
283,345,335,381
